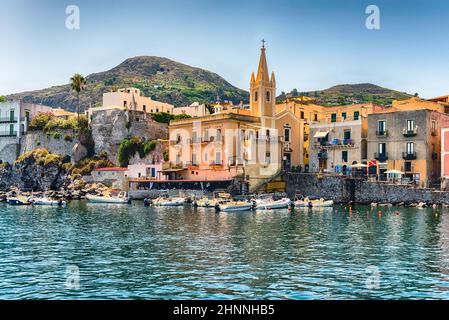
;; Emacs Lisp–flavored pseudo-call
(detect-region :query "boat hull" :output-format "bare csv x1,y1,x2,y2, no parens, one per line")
86,195,129,204
255,199,291,210
219,203,253,212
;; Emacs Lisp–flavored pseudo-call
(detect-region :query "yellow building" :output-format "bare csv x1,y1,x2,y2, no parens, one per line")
167,44,286,191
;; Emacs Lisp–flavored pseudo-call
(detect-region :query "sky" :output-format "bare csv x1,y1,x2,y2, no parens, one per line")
1,0,448,98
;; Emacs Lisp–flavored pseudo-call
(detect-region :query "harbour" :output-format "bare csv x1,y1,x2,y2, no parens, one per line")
1,201,449,299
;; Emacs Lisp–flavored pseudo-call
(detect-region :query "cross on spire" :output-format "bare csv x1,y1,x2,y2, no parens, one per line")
261,39,266,48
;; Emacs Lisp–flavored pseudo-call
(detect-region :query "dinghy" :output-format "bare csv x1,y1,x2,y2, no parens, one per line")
218,201,254,212
86,191,130,204
254,198,291,210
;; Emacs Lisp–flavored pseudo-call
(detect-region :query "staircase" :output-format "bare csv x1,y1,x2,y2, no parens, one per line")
249,168,285,193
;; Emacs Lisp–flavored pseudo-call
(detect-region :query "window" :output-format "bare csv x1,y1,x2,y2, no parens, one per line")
404,162,412,172
300,111,304,120
354,111,360,121
378,120,386,134
342,112,347,121
204,152,208,162
216,129,222,140
255,91,258,102
432,120,437,134
314,113,318,121
344,130,351,140
266,91,270,102
342,151,348,162
156,108,159,113
407,120,415,132
331,113,337,123
215,151,221,165
406,142,414,154
192,152,197,165
143,105,146,112
123,101,127,108
379,143,386,154
284,127,291,142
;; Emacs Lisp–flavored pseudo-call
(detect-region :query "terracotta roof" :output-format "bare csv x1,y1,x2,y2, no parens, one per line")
94,167,128,172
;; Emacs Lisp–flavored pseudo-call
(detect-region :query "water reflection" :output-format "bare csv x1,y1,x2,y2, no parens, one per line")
0,202,449,299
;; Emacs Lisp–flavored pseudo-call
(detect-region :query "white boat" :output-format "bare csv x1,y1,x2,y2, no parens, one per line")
254,198,291,210
294,198,334,208
32,197,66,206
153,197,185,207
194,197,213,208
86,191,130,204
218,201,254,212
7,195,30,206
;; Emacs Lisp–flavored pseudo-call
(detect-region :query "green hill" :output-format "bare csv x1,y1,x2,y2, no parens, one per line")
6,56,249,111
278,83,413,106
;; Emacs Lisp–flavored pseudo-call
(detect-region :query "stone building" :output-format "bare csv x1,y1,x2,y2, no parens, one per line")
367,109,449,187
308,103,383,173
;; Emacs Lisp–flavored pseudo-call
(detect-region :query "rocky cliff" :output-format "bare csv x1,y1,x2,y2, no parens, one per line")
91,109,168,165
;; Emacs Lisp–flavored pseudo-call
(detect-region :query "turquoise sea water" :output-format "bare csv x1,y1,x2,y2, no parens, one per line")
0,201,449,299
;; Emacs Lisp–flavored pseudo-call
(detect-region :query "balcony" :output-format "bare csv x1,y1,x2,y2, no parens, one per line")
0,117,18,124
374,152,388,161
318,152,328,160
0,131,18,137
402,128,418,137
376,130,389,137
315,139,355,149
402,152,417,160
185,161,199,169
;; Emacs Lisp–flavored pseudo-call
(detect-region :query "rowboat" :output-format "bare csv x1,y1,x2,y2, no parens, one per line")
7,195,30,206
153,197,185,207
86,191,130,204
294,197,334,208
254,198,292,210
218,201,254,212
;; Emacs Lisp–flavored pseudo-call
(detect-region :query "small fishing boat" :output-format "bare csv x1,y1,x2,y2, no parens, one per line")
31,197,66,206
294,197,334,208
86,191,130,204
218,201,254,212
194,197,213,208
7,195,30,206
153,197,185,207
254,197,291,210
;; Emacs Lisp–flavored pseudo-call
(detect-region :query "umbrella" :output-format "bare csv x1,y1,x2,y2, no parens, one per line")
385,169,404,175
351,163,368,169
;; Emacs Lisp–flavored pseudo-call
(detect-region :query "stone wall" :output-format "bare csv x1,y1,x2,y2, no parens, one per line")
90,109,168,164
0,137,19,164
20,131,76,158
285,173,449,205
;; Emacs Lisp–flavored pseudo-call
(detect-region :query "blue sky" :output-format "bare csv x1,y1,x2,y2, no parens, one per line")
1,0,448,98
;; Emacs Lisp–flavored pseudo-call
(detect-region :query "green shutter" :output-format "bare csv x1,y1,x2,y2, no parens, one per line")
331,113,337,123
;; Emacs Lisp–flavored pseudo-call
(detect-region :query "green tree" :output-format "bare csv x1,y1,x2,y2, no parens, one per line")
0,96,6,102
70,73,87,134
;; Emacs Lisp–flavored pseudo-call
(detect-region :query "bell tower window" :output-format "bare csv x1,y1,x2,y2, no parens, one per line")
266,91,270,102
255,91,258,102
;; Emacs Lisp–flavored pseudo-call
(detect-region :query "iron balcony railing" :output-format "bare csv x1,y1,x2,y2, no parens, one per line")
0,131,18,137
402,127,418,137
374,152,388,161
402,152,417,160
376,130,389,137
0,117,18,123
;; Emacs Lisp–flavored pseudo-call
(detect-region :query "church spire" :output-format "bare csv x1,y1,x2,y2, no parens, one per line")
256,41,270,82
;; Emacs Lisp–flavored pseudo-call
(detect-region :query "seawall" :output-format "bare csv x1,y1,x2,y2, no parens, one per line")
285,173,449,205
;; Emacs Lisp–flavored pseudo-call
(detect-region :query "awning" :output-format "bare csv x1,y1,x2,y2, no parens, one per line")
314,131,329,138
159,168,187,173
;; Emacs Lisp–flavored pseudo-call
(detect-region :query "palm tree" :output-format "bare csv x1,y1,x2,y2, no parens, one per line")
70,73,86,133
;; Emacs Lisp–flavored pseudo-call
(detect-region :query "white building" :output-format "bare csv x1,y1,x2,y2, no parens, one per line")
126,163,164,180
0,101,53,163
87,88,174,120
172,102,211,118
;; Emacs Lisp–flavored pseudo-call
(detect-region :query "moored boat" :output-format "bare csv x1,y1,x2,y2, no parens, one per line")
254,197,291,210
153,197,185,207
7,195,30,206
31,197,66,206
218,201,254,212
86,191,130,204
294,197,334,208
